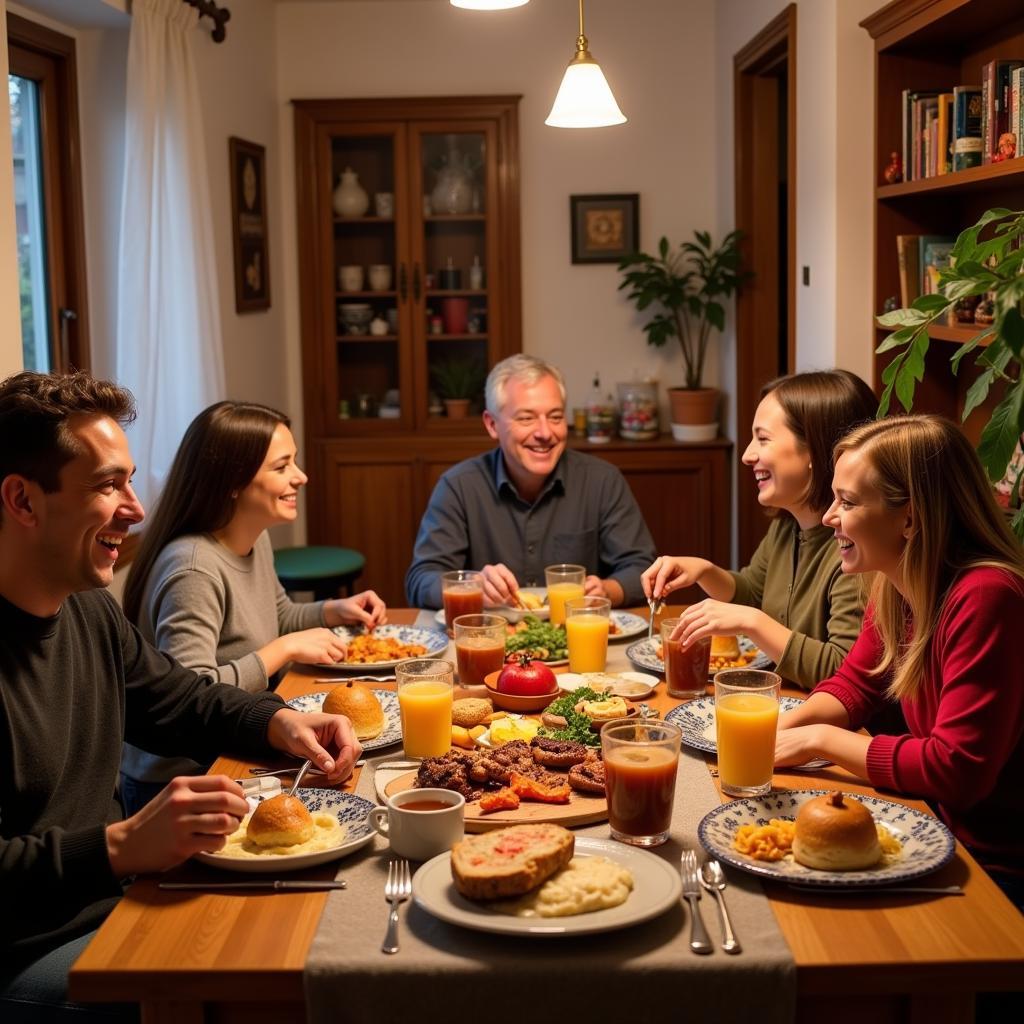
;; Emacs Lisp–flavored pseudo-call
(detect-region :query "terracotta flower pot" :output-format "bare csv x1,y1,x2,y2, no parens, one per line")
668,387,719,441
444,398,471,419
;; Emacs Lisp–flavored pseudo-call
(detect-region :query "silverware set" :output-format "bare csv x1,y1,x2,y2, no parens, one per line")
382,858,412,954
681,852,741,954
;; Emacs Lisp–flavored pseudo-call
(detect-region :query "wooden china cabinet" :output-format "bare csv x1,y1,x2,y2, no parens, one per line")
293,96,522,602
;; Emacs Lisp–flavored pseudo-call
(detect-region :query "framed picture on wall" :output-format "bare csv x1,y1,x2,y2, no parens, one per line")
570,193,639,264
229,137,271,312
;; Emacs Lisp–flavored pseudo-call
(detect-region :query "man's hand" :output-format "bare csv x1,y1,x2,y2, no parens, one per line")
106,775,249,877
266,707,362,784
480,563,521,606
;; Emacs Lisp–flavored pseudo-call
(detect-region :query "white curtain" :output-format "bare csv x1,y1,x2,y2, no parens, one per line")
115,0,225,510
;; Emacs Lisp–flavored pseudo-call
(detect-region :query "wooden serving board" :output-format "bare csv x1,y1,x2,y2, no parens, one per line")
384,770,608,833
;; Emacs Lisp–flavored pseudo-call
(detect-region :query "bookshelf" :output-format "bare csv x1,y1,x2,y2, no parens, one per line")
861,0,1024,440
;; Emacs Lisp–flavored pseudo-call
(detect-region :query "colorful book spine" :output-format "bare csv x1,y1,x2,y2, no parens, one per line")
982,60,994,163
937,93,954,174
995,60,1024,160
953,86,983,171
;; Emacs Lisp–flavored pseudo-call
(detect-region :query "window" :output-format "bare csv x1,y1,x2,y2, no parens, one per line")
7,13,89,372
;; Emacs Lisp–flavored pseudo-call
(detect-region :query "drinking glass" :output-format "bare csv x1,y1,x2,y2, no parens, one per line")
453,613,507,688
396,659,454,759
441,570,484,635
714,669,782,797
544,563,586,626
661,618,712,700
602,720,682,846
565,595,610,673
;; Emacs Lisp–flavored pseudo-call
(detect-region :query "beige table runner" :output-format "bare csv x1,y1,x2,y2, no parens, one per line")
304,616,796,1024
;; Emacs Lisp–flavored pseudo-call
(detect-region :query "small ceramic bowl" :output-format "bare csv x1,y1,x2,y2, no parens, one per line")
483,670,560,713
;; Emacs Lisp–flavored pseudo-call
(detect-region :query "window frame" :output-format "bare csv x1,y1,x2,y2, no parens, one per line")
7,12,90,372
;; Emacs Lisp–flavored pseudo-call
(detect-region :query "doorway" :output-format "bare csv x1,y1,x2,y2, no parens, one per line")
733,4,796,565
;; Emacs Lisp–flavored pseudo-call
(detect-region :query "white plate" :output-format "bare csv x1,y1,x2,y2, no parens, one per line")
697,789,956,888
664,696,830,770
286,689,402,752
320,624,449,671
412,836,681,935
608,611,647,642
556,671,659,701
626,635,770,677
194,789,376,873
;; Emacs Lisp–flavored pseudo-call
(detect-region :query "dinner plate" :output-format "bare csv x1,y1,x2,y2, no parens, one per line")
697,789,956,888
626,635,770,677
194,789,376,873
556,671,659,700
286,689,402,751
320,624,449,671
664,696,830,770
412,836,681,935
608,611,647,642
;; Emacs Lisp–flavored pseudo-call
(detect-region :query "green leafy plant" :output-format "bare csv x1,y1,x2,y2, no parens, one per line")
618,230,749,389
430,355,486,401
876,207,1024,537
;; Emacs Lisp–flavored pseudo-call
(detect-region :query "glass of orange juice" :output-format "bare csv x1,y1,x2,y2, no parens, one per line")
565,595,610,673
714,669,782,797
396,658,454,759
544,563,586,626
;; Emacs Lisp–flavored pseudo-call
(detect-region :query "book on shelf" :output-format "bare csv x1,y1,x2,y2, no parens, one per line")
1012,68,1023,157
920,236,955,295
953,85,983,171
896,235,921,307
902,89,938,181
936,93,954,175
981,59,1023,163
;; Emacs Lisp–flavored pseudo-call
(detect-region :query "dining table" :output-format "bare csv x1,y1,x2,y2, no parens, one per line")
69,608,1024,1023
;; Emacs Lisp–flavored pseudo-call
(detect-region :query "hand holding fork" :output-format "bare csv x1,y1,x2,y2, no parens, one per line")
382,858,412,954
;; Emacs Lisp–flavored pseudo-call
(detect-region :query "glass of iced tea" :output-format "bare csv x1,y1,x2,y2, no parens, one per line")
396,658,454,759
441,570,484,635
714,669,782,797
565,595,610,673
602,720,682,846
544,563,586,626
453,613,507,688
660,617,711,700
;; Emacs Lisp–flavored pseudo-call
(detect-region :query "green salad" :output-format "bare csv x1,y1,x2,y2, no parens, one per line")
503,616,568,662
537,686,604,747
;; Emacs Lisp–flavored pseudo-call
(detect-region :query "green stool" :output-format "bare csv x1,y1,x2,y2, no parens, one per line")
273,546,365,601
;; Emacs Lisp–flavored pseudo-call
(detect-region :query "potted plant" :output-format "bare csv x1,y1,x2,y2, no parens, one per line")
876,206,1024,538
430,355,486,419
618,230,748,440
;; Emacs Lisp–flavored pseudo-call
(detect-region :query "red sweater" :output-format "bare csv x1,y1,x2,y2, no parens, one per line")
814,566,1024,876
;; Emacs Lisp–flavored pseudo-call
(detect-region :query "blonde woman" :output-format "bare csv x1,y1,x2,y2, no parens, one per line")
776,415,1024,904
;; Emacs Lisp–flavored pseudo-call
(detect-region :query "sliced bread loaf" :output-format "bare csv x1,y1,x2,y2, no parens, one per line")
451,823,574,901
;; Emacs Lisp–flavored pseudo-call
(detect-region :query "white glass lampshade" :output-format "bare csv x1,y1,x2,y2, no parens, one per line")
545,58,627,128
450,1,530,10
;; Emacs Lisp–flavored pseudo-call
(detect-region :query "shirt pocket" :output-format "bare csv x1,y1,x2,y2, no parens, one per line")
551,529,597,567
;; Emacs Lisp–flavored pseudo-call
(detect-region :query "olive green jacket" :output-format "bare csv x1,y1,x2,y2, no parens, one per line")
729,517,866,690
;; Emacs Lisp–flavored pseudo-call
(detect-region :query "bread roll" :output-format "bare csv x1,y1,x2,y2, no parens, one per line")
451,823,574,901
452,697,494,728
322,682,384,739
711,635,740,659
793,791,881,870
246,794,314,848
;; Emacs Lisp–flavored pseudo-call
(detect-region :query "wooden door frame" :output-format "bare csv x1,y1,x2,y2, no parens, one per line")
733,3,797,567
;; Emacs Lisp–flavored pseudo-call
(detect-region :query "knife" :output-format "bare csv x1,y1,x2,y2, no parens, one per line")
787,884,963,896
159,880,347,891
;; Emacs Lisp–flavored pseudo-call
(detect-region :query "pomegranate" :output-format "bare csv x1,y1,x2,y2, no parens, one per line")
495,653,557,696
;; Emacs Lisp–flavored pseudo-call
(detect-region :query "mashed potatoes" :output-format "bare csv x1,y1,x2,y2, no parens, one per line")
212,811,347,860
493,856,634,918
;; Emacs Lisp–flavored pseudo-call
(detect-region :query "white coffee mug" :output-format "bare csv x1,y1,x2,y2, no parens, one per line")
374,192,394,218
368,788,465,860
368,264,392,291
339,265,364,291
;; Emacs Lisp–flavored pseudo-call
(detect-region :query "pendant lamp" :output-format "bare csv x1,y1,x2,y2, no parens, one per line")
450,1,530,10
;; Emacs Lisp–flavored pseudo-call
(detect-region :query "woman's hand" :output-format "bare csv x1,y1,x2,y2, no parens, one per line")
671,599,757,647
266,708,362,785
282,627,349,665
325,590,387,629
774,723,826,767
641,556,711,601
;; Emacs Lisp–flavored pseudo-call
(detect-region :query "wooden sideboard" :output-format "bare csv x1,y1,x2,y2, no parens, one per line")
307,433,732,605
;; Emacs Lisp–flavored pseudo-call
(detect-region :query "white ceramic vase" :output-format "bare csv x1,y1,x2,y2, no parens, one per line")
333,167,369,218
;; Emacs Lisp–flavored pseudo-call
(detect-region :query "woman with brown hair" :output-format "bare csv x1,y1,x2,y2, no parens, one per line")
642,369,876,689
120,400,385,813
776,415,1024,899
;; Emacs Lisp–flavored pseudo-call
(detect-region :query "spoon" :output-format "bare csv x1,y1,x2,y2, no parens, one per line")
646,597,663,641
699,860,741,954
287,759,313,795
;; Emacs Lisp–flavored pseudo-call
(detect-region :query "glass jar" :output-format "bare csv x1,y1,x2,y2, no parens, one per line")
617,381,659,440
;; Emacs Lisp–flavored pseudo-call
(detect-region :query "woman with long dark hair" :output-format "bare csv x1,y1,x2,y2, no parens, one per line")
120,400,385,813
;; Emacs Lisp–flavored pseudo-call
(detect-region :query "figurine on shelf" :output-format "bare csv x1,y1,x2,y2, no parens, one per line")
992,132,1017,163
882,151,903,184
953,294,981,324
974,294,995,326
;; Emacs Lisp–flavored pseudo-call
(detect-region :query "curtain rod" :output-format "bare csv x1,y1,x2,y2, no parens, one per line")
183,0,231,44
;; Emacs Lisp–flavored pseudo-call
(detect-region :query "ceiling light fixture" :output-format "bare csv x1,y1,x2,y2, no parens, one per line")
545,0,626,128
450,1,530,10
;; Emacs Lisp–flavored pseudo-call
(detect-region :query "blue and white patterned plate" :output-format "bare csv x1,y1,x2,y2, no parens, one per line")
286,689,402,751
320,624,449,671
664,696,829,770
626,635,770,677
697,789,956,888
609,611,647,642
194,788,376,873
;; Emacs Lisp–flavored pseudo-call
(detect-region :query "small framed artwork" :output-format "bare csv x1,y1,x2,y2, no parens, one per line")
570,193,639,264
229,137,270,312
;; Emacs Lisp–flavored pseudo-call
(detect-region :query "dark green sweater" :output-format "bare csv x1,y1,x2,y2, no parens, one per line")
0,588,285,966
730,517,866,689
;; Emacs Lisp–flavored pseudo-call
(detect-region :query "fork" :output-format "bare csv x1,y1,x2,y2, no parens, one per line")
646,596,663,641
680,850,713,954
382,858,412,954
